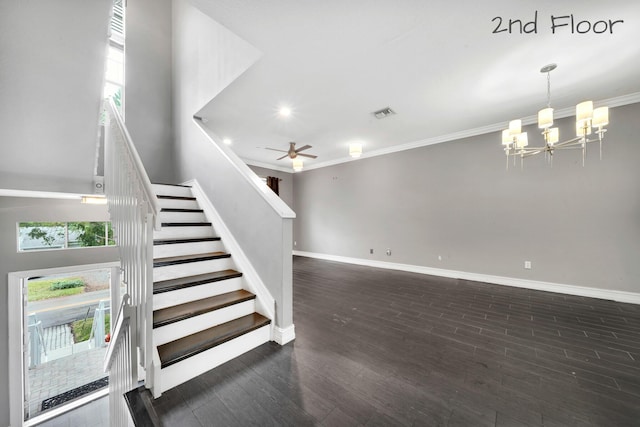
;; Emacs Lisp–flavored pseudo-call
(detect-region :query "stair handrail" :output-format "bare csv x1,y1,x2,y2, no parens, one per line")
105,99,160,230
103,97,158,407
103,294,138,426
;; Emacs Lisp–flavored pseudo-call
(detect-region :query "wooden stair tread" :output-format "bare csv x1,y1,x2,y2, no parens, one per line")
153,289,255,328
157,195,196,201
153,183,192,188
153,252,230,268
154,237,221,245
158,313,270,368
160,222,211,227
160,208,203,213
153,270,243,294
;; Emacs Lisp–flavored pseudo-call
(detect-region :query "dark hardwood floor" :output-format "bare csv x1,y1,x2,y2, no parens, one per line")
146,256,640,426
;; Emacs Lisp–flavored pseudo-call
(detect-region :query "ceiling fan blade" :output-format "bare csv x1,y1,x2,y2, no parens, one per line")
295,144,312,153
265,148,288,153
297,153,317,159
276,154,290,160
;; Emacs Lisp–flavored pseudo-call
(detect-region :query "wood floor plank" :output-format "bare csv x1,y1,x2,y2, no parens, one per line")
139,256,640,426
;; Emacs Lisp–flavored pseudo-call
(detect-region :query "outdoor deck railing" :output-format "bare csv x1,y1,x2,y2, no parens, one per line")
103,98,160,422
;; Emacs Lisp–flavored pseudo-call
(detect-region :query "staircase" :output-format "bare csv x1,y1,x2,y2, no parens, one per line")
151,183,271,395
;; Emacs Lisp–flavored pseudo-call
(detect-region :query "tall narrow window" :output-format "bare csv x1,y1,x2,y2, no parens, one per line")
104,1,125,115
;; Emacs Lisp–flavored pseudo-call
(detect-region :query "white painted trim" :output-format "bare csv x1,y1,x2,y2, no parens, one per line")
294,93,640,172
24,388,108,427
243,158,295,174
193,120,296,219
273,325,296,345
0,189,85,200
186,179,276,325
293,251,640,305
159,325,270,393
8,261,120,427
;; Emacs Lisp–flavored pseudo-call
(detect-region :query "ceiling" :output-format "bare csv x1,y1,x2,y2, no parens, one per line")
194,0,640,172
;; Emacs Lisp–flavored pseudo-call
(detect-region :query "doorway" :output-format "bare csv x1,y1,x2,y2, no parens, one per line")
8,262,120,427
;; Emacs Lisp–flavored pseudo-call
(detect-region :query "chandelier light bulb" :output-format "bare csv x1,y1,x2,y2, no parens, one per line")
576,101,594,125
502,129,513,145
516,132,528,148
509,119,522,136
593,106,609,127
547,128,559,145
538,107,554,129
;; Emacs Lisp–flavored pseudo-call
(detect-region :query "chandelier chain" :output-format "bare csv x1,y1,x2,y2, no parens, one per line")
546,71,551,108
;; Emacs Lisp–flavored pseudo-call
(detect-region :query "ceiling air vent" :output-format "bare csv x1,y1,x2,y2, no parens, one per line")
372,107,396,119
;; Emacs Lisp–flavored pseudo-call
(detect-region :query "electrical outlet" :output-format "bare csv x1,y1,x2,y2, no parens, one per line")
524,261,532,269
294,241,297,247
370,249,374,254
386,248,392,256
438,255,442,261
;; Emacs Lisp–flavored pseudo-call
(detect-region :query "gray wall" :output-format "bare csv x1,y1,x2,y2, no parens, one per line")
126,0,176,184
0,0,111,194
293,102,640,294
0,197,119,427
248,165,294,210
173,0,294,329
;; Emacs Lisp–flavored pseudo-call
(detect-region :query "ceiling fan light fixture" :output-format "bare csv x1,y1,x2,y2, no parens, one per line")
292,158,303,172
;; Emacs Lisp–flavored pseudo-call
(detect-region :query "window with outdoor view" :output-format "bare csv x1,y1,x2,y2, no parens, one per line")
18,222,116,251
104,2,125,114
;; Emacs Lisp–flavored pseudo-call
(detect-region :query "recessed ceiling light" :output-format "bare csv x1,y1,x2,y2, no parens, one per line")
279,106,292,117
223,138,232,145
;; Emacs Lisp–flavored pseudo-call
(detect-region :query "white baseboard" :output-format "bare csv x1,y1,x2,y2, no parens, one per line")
274,325,296,345
293,251,640,305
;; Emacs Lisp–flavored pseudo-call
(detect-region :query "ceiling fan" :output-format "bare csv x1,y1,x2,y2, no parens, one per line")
265,142,318,161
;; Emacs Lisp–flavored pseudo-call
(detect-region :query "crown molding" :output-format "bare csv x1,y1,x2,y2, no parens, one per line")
243,158,295,174
301,92,640,172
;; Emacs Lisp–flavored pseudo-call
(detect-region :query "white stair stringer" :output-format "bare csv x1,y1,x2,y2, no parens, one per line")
153,299,256,346
149,183,275,397
158,325,270,394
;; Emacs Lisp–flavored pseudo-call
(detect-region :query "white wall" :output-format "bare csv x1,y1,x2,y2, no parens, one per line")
294,102,640,296
0,197,119,427
0,0,111,194
126,0,176,184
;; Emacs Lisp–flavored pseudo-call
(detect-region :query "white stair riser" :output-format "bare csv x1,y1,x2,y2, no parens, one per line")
153,240,224,259
157,198,200,210
152,184,193,198
153,258,234,282
159,211,207,223
153,277,244,310
153,300,256,346
154,226,215,240
159,325,271,393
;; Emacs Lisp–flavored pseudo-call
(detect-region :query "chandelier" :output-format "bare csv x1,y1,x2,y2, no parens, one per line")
501,64,609,169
